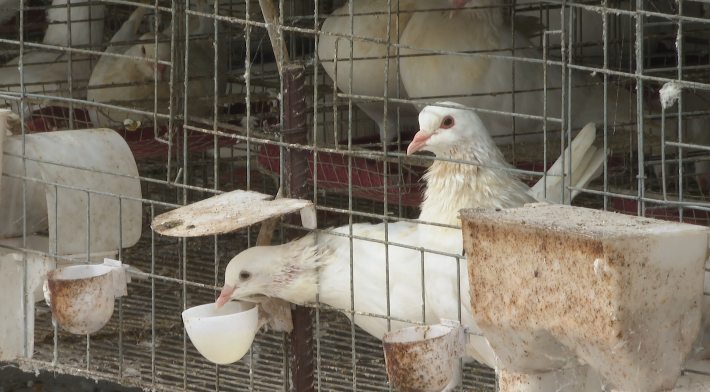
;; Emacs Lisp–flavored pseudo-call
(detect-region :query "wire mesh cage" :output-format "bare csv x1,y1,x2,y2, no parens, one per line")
0,0,708,391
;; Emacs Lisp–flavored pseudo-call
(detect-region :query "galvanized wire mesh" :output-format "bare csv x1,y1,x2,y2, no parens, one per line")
0,0,709,391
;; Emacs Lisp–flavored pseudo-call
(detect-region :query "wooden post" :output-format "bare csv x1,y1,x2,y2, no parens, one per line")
255,1,313,388
281,64,314,392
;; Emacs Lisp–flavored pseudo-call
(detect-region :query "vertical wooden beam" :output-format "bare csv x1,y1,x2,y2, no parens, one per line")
281,64,314,392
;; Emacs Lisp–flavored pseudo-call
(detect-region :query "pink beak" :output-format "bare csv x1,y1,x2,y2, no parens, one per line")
407,130,433,155
149,63,168,81
215,284,236,309
450,0,470,18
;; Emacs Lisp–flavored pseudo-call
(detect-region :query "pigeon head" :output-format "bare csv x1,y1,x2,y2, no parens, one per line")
216,237,320,309
407,102,493,157
126,33,171,81
215,246,279,309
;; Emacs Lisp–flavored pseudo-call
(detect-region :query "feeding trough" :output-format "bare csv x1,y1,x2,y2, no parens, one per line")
461,203,709,392
182,301,259,364
44,259,131,335
382,319,468,392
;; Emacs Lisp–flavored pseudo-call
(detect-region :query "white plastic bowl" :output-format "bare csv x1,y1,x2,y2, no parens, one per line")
182,301,259,365
45,265,115,335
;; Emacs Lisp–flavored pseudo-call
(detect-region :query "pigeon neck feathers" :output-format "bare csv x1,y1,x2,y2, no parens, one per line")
267,234,325,305
420,139,535,227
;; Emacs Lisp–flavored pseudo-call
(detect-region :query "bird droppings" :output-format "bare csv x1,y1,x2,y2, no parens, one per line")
461,204,708,392
157,219,183,229
660,81,682,109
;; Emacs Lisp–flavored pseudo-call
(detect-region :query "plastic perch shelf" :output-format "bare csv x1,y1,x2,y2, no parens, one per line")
461,203,709,392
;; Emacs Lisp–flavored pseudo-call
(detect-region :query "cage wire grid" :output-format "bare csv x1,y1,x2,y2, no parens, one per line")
0,0,708,391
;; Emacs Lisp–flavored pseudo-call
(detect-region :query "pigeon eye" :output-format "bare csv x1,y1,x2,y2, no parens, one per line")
239,271,251,280
441,116,455,129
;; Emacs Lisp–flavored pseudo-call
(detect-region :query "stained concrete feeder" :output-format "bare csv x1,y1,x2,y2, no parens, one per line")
382,319,468,392
461,203,709,392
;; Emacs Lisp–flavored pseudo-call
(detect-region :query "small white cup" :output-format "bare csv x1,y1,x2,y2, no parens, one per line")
182,301,259,365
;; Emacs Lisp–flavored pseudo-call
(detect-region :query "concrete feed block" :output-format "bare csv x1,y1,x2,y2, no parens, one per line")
461,204,708,392
498,366,605,392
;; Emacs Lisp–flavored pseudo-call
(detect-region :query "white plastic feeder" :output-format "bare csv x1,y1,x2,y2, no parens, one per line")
182,301,259,365
461,204,709,392
43,259,131,335
0,128,142,360
382,319,468,392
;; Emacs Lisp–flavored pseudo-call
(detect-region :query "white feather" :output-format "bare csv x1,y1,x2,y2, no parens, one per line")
87,0,226,128
399,0,641,145
318,0,433,142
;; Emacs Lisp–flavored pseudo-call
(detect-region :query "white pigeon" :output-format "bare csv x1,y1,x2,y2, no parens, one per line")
87,0,226,128
318,0,427,142
87,6,169,127
216,223,497,391
399,0,642,145
405,102,606,390
408,102,605,229
0,0,105,113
